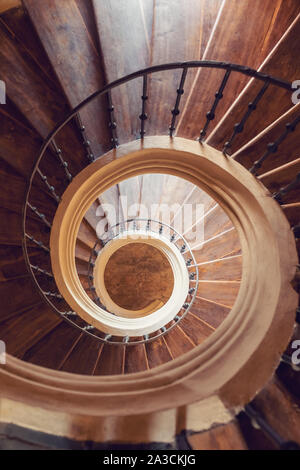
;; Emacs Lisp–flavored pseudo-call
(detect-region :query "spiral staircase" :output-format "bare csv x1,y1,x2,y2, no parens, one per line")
0,0,300,450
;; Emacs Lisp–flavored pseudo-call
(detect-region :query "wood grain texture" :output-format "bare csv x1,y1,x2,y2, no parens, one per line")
93,343,125,375
145,337,172,368
192,227,241,263
251,379,300,443
179,314,214,345
147,0,223,136
60,334,102,375
195,280,241,308
190,296,230,329
163,325,195,358
124,343,148,374
197,255,242,281
23,0,111,157
189,420,247,450
207,12,300,152
0,305,62,357
93,0,152,143
178,1,300,143
104,243,173,310
22,322,82,370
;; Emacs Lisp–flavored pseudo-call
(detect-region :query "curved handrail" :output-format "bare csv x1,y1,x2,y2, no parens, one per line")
21,60,297,345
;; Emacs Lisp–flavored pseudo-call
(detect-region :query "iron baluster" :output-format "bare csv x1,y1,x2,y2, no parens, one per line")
250,114,300,174
25,233,50,253
75,113,95,162
199,68,231,141
51,140,72,182
169,67,188,137
140,73,148,138
36,168,60,203
273,172,300,204
30,265,53,278
223,81,270,155
107,90,118,147
27,202,51,228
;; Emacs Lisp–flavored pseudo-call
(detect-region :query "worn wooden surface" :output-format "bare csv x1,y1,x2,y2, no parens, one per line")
104,242,173,310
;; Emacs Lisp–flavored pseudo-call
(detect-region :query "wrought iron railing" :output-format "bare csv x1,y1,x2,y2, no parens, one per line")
22,60,300,345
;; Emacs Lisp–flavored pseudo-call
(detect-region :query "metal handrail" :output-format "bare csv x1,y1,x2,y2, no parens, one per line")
21,60,299,345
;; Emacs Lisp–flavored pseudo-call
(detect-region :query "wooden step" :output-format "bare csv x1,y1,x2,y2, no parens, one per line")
207,13,300,152
179,314,214,345
0,277,42,322
188,420,248,450
233,102,300,175
24,0,111,157
163,324,195,358
93,342,125,376
0,18,88,173
196,255,242,281
60,333,102,375
0,304,62,357
22,321,82,370
145,337,173,369
192,227,241,263
190,296,230,329
77,218,96,249
259,158,300,204
0,102,41,178
195,280,240,308
92,0,152,143
247,378,300,445
124,342,149,374
156,175,195,223
177,1,300,141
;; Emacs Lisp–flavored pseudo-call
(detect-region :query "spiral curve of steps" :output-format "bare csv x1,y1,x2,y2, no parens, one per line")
0,0,300,450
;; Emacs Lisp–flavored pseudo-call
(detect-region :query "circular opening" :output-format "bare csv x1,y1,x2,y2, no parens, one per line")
103,242,174,312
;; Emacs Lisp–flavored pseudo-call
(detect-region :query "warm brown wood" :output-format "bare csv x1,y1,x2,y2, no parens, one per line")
163,325,195,358
0,0,21,13
177,0,300,142
189,420,248,450
60,334,102,375
93,343,125,375
259,158,300,204
23,322,82,370
77,218,96,249
0,278,41,320
197,255,242,281
189,205,232,248
92,0,152,143
251,379,300,443
23,0,111,157
233,102,300,174
0,104,41,178
145,337,173,368
104,243,173,311
196,280,241,308
192,228,241,263
124,343,148,374
147,0,223,136
190,296,230,329
282,203,300,227
0,305,62,357
179,314,214,345
207,13,300,152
